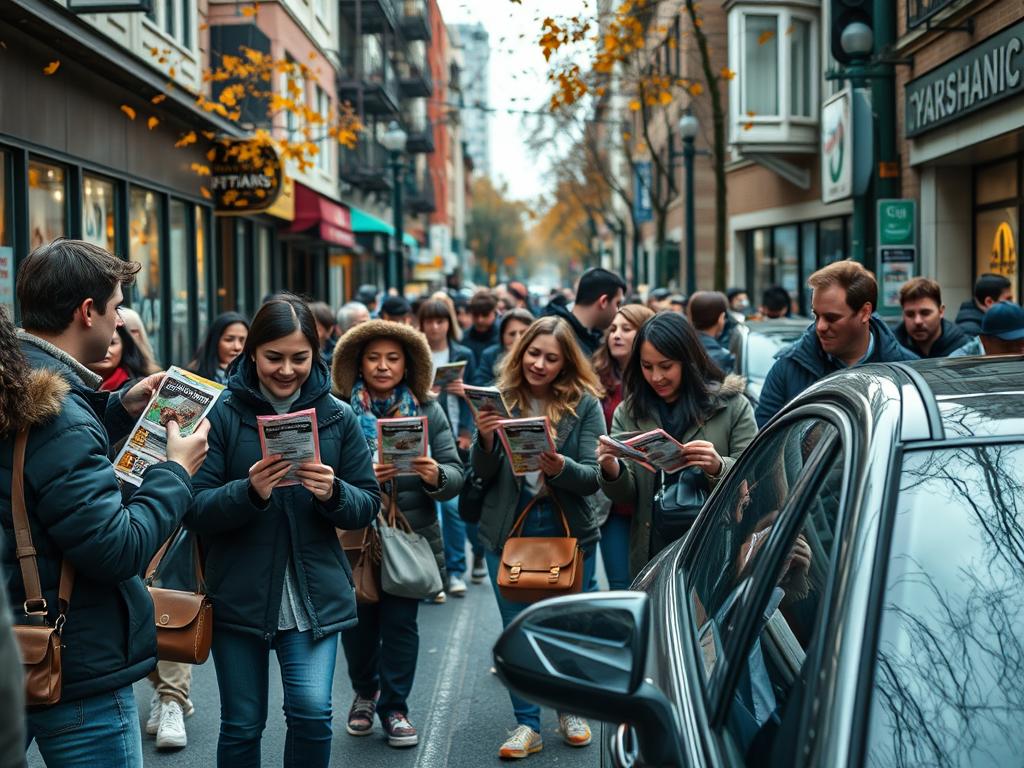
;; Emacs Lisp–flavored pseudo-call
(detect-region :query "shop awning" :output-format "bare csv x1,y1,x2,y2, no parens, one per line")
288,183,355,248
349,205,419,248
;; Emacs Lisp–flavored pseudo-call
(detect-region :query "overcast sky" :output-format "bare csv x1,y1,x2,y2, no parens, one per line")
436,0,589,203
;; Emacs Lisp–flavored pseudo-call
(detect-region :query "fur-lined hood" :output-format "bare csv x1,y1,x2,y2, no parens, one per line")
331,320,434,402
712,374,747,403
4,369,70,430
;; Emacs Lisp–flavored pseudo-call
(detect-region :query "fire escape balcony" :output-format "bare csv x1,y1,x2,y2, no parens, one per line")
340,0,399,34
338,48,400,116
400,0,430,41
340,139,393,192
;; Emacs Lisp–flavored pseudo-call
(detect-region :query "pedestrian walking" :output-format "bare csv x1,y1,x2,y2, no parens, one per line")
475,307,534,386
758,285,794,319
755,260,917,427
88,324,161,391
188,312,249,385
470,315,605,759
597,312,756,577
541,267,626,355
331,319,465,748
687,291,736,374
309,301,339,366
592,304,655,590
462,290,501,362
2,239,209,767
186,294,381,768
894,277,970,358
954,273,1013,336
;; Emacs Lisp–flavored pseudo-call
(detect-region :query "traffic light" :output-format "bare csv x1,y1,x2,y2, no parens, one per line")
830,0,875,65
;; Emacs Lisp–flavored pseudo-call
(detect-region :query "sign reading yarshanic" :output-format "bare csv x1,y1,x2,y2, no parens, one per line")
905,19,1024,137
210,141,282,214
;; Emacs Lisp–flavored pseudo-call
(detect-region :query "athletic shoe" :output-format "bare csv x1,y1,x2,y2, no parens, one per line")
432,590,447,604
499,725,543,759
448,574,467,597
471,556,487,583
383,712,419,747
145,690,161,736
155,700,187,750
346,691,379,736
558,713,592,747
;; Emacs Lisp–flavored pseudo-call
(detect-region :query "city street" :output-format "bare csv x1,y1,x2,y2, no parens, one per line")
26,573,602,768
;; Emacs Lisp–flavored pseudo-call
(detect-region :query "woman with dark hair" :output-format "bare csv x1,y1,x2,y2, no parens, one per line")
474,307,534,386
591,304,654,590
187,294,381,768
188,312,249,384
331,320,464,748
88,325,161,391
597,312,756,577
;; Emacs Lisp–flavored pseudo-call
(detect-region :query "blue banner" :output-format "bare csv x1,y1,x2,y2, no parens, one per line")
634,162,653,223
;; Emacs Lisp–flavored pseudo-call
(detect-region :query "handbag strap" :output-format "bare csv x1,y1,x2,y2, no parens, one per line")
383,492,415,534
145,526,206,591
12,429,74,621
506,481,571,539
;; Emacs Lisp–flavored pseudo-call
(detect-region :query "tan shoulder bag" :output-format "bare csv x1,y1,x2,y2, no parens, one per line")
145,528,213,664
497,492,583,604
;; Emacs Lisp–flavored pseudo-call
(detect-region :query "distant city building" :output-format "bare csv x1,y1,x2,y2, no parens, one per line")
452,22,492,179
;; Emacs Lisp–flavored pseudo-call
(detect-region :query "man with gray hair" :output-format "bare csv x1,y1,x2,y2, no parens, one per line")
336,301,371,335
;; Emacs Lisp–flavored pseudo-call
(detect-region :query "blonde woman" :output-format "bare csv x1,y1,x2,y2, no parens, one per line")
469,316,605,759
118,306,160,370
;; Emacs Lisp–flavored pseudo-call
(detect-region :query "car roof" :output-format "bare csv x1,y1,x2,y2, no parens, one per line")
743,319,809,336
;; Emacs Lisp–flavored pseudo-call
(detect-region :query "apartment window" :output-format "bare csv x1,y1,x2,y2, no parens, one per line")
129,187,163,362
743,15,778,116
82,174,117,254
314,0,326,22
147,0,194,49
315,86,331,174
28,159,66,250
281,55,301,144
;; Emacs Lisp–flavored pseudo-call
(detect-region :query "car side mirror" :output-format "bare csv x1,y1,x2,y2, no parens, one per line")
493,591,682,766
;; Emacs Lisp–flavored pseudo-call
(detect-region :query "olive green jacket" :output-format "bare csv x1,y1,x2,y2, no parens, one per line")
599,375,757,577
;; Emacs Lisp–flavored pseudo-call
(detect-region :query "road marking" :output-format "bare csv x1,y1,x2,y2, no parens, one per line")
415,597,475,768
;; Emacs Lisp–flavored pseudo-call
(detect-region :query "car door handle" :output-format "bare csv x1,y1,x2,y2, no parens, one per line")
612,723,639,768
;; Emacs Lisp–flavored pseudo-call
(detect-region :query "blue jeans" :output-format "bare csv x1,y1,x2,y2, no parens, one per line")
438,496,468,578
486,497,596,733
26,685,142,767
212,628,338,768
599,514,633,590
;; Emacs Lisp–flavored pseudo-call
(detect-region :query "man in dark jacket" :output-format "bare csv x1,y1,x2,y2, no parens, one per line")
894,277,969,358
756,260,918,427
463,290,501,362
542,267,626,355
0,239,209,764
954,273,1013,336
688,291,735,373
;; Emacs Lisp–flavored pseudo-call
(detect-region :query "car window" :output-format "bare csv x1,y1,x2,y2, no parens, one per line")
686,418,839,687
865,443,1024,768
745,333,796,383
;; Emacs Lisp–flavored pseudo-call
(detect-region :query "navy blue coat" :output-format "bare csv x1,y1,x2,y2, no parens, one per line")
474,344,505,386
187,355,380,639
754,315,918,427
1,339,193,703
699,332,735,374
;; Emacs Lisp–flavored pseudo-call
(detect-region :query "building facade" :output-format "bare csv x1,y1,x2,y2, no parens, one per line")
452,22,490,179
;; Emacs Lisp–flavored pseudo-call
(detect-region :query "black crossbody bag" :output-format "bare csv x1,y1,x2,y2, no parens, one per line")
652,466,709,543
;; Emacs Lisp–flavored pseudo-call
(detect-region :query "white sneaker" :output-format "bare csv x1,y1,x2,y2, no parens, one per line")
156,700,187,750
499,724,543,759
449,574,467,597
558,712,592,747
432,590,447,604
145,691,161,736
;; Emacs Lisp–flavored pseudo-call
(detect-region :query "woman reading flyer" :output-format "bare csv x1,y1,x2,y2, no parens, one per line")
187,295,381,768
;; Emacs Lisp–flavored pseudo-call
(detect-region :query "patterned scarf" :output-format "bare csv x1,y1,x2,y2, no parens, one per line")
349,377,420,450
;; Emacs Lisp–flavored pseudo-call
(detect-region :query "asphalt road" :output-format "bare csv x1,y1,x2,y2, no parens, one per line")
27,567,605,768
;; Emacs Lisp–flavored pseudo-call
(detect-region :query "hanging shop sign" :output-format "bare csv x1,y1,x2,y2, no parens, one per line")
877,199,918,314
210,141,282,215
905,19,1024,138
821,89,852,204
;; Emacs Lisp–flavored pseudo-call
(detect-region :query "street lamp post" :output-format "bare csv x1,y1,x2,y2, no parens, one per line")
381,120,408,294
678,112,699,296
838,21,874,265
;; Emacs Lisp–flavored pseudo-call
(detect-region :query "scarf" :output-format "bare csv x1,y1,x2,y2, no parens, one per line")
100,366,131,392
349,378,420,449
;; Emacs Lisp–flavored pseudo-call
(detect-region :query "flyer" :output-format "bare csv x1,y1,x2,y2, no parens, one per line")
606,428,692,474
497,417,555,476
377,416,428,475
257,408,321,486
113,366,225,486
462,385,511,418
432,360,468,389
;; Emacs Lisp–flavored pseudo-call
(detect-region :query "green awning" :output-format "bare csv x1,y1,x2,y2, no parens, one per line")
349,205,419,248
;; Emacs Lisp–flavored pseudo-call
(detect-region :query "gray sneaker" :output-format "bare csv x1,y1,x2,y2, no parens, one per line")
448,574,467,597
470,557,487,583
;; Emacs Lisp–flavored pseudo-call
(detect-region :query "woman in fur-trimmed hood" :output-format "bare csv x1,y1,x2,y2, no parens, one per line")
597,312,757,577
330,319,464,747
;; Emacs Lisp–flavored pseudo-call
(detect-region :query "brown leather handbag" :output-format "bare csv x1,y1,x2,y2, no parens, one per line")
497,493,584,604
11,428,74,707
145,529,212,664
339,523,381,605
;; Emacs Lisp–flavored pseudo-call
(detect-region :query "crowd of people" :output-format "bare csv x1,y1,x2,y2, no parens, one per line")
1,238,1023,768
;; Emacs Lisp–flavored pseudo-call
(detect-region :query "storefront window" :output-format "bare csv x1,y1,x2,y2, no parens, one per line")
130,187,162,362
800,221,816,314
82,175,117,254
236,220,249,319
28,159,66,250
0,152,13,317
169,200,189,366
196,207,209,340
751,228,772,299
975,207,1018,303
789,18,812,117
819,217,846,265
773,225,799,296
255,225,272,303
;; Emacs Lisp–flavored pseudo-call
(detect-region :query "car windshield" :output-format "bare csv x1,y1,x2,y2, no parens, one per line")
745,332,800,383
866,443,1024,767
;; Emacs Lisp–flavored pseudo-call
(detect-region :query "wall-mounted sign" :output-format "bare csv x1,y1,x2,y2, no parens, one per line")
877,199,918,314
68,0,152,13
821,89,852,204
265,176,295,222
905,19,1024,138
211,141,282,215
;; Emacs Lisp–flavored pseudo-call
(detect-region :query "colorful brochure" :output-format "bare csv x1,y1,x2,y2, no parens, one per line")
114,366,225,486
600,429,692,474
377,416,429,475
257,408,321,486
432,360,468,389
462,385,511,418
497,416,555,476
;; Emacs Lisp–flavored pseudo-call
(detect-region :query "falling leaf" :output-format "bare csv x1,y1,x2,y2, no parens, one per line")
689,82,704,96
206,147,217,161
308,51,317,60
758,29,776,46
120,104,137,120
147,116,159,130
199,22,209,31
168,66,176,78
628,99,641,111
241,5,258,16
43,60,60,75
720,67,735,81
201,131,217,140
151,93,167,104
200,187,212,199
175,131,197,147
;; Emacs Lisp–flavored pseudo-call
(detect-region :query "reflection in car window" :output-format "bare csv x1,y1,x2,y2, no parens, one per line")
866,444,1024,768
687,418,838,686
